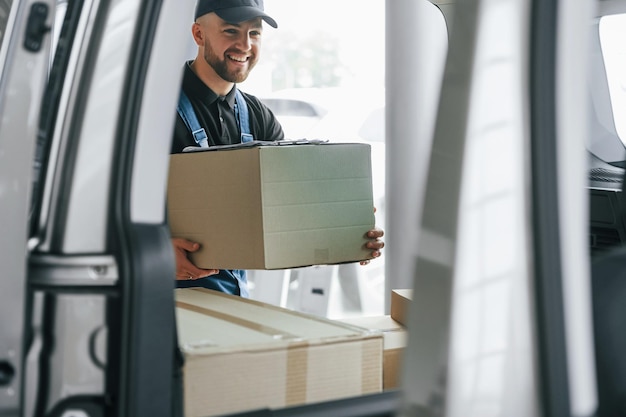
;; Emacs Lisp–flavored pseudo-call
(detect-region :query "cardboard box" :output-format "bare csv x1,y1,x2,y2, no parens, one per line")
390,289,413,327
337,315,407,390
167,142,375,270
175,288,383,417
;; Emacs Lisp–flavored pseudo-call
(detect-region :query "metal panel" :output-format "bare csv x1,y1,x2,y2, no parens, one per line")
129,0,192,224
30,0,100,253
384,0,448,312
444,1,539,415
554,0,598,415
597,0,626,16
58,0,143,254
397,0,543,415
396,0,481,413
396,0,598,415
0,0,15,70
0,0,55,415
102,0,192,415
38,292,108,415
20,0,190,414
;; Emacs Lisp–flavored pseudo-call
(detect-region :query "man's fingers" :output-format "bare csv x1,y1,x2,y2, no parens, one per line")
176,268,219,281
192,269,220,278
367,239,384,250
172,237,200,252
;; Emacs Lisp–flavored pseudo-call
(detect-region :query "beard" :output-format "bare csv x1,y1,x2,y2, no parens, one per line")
203,40,258,83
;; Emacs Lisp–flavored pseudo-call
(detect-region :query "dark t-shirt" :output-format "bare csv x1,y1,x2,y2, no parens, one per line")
171,61,284,153
171,62,285,296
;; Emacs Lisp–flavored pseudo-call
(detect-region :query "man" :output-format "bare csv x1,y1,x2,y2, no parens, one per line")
171,0,384,296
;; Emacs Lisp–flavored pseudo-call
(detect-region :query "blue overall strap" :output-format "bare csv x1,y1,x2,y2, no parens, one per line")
234,89,254,143
177,91,209,148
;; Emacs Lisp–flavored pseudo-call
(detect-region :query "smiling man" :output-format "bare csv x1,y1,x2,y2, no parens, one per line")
170,0,385,297
172,0,283,154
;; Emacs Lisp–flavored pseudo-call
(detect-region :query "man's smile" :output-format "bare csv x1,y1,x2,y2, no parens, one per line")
227,54,248,63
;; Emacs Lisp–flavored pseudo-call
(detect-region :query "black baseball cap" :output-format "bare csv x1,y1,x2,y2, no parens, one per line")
195,0,278,28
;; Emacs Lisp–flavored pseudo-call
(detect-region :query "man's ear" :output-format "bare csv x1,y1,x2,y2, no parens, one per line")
191,22,203,46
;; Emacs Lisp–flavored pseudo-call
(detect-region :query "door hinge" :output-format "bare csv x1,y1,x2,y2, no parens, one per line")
24,2,51,52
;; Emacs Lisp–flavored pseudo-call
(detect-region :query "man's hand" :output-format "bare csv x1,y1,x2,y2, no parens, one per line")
361,227,384,266
172,238,219,281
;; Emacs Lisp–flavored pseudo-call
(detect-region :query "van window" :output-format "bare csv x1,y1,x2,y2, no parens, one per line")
599,14,626,146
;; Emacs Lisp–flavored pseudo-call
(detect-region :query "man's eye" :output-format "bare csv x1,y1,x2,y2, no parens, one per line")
250,31,261,37
224,29,238,34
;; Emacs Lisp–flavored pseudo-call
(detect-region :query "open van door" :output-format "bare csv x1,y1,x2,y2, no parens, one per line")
395,0,597,416
1,0,193,415
0,0,55,414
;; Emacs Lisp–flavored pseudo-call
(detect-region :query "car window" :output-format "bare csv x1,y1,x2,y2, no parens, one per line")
262,98,326,117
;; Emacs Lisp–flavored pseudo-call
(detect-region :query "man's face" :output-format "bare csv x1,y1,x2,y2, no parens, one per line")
200,13,263,83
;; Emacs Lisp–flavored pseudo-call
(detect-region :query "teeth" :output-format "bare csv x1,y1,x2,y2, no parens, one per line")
228,55,247,62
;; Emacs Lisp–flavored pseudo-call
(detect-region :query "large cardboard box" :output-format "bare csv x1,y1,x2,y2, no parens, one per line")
390,289,413,327
337,315,407,390
167,142,375,270
175,288,383,417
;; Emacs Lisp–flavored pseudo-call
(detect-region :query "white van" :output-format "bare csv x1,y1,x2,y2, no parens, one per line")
1,0,624,416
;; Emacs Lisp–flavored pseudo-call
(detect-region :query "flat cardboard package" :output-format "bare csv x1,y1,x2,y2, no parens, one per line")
338,315,407,390
390,289,413,327
167,142,375,270
175,288,383,417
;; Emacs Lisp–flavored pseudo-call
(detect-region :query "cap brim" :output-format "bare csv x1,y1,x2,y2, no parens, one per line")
215,6,278,28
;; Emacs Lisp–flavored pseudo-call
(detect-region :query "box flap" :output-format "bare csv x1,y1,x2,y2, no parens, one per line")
180,139,329,153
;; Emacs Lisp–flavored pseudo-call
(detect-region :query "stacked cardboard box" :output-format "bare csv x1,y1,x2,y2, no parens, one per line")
167,142,375,270
175,288,383,417
390,289,413,326
337,315,407,390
